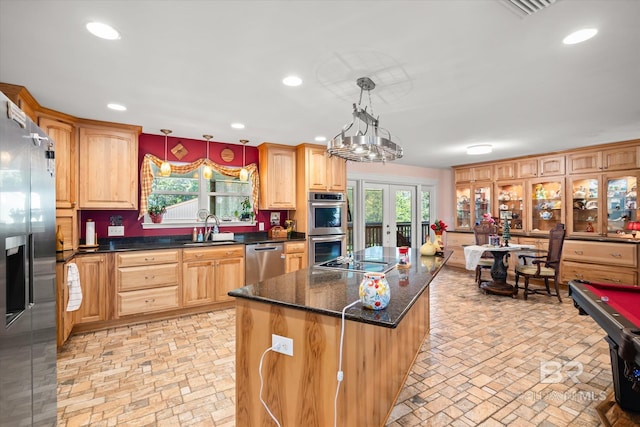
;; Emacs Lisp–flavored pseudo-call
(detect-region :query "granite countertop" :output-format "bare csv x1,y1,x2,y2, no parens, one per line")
228,246,452,329
56,231,306,262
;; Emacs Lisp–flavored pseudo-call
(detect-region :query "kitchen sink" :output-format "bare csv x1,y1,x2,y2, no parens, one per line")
211,232,234,241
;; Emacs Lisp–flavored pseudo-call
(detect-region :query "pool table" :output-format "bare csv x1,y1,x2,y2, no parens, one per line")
569,280,640,412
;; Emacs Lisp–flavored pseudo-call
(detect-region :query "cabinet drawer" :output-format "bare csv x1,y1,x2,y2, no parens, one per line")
446,233,474,247
117,286,179,316
182,245,244,261
563,241,636,267
285,241,306,253
117,263,179,291
561,261,637,285
116,250,179,267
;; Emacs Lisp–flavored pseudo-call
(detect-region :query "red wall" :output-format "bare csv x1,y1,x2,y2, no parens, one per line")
79,133,287,239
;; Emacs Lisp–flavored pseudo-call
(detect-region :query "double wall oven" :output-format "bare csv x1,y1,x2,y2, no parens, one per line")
308,192,347,265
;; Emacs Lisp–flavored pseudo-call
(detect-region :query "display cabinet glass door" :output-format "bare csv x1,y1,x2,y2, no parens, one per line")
530,178,564,233
568,176,600,235
455,186,471,230
496,181,524,231
606,174,638,235
473,183,491,225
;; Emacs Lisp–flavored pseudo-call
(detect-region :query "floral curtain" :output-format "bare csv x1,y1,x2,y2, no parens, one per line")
138,153,259,220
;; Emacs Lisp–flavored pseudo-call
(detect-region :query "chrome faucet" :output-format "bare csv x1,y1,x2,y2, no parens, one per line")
204,214,220,241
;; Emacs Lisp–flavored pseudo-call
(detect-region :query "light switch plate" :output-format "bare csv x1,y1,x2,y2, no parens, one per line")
108,225,125,237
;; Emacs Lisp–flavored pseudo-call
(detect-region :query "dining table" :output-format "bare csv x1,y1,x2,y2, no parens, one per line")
464,243,536,296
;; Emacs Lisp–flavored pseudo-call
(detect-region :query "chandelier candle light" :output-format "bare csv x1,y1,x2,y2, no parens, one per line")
160,129,172,177
327,77,403,163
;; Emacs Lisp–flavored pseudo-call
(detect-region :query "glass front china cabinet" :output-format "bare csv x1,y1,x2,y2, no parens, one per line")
568,173,639,236
455,182,491,230
530,178,564,234
496,181,525,231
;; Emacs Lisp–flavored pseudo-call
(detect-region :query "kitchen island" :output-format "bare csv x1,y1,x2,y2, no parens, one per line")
228,247,451,426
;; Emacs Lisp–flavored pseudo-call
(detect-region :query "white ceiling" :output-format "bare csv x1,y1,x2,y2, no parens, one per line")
1,0,639,168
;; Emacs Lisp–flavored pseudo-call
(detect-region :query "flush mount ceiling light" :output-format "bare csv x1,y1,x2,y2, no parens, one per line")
315,136,327,142
202,134,213,180
160,129,172,177
282,75,302,87
327,77,403,163
466,144,493,155
239,139,249,182
107,103,126,111
231,122,245,129
563,28,598,45
86,22,120,40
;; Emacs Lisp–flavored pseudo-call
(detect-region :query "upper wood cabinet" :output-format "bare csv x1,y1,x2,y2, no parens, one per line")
454,164,492,183
78,124,139,209
0,82,39,122
298,144,347,192
258,143,297,210
493,162,516,180
567,145,640,174
516,155,565,178
39,115,77,209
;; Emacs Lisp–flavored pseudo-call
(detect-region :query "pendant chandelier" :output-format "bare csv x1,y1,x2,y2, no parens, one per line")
239,139,249,181
160,129,172,177
202,134,213,180
327,77,403,163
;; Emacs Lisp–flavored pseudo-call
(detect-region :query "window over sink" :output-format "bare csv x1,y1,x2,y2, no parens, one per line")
139,154,258,228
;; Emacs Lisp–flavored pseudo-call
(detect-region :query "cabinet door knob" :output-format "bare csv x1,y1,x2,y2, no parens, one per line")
145,298,156,303
574,250,583,255
609,253,622,258
145,275,155,280
145,257,155,261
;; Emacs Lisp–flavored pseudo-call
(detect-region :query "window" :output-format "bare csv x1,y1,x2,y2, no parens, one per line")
141,156,255,227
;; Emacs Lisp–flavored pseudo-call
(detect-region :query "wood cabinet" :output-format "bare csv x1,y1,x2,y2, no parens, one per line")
455,182,492,230
0,82,39,122
443,232,474,268
56,260,75,347
73,253,109,324
516,155,565,178
494,162,516,180
567,145,640,174
115,250,180,317
297,144,347,192
55,208,78,251
284,240,307,273
258,143,297,210
182,245,244,306
40,115,77,209
454,164,492,183
561,240,637,285
78,124,139,209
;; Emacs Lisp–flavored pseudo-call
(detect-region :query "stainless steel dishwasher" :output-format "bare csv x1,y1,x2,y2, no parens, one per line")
245,242,285,285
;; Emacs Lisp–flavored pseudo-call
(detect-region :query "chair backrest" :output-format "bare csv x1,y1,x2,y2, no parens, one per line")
545,223,566,268
473,222,497,245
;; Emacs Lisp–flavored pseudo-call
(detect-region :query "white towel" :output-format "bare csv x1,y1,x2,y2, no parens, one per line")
66,263,83,311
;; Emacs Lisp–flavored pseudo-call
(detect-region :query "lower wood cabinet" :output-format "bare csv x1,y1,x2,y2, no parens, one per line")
561,240,637,285
115,249,180,317
182,245,244,306
443,232,475,268
56,260,75,347
73,253,109,324
284,240,307,273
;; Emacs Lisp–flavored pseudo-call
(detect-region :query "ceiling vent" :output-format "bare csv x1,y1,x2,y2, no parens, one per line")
500,0,558,18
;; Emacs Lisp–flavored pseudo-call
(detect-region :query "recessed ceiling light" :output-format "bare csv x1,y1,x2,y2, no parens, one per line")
231,123,245,129
563,28,598,45
315,136,327,142
86,22,121,40
107,103,126,111
466,144,492,155
282,75,302,87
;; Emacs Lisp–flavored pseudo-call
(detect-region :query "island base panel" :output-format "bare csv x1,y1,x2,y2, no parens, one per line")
235,288,430,426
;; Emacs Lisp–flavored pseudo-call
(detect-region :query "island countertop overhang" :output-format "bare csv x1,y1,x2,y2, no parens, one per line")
228,247,452,328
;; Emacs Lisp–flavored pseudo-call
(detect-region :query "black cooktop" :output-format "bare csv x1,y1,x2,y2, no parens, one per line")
314,255,396,274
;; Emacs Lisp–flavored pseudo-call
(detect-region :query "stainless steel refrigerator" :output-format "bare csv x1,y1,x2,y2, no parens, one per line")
0,92,57,426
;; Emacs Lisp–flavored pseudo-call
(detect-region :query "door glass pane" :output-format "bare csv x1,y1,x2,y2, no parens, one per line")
395,190,412,247
474,184,491,225
421,190,431,244
497,183,524,231
365,188,383,247
346,185,354,252
607,176,637,233
571,178,599,233
456,187,471,229
531,180,563,232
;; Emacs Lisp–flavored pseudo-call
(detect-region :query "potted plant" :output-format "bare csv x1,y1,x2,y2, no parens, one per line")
239,197,253,222
148,200,167,223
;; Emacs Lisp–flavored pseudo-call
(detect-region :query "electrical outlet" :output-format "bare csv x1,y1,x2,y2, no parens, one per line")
272,334,293,356
258,222,264,231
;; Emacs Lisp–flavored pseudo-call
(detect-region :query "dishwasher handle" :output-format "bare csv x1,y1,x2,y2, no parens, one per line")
253,246,280,251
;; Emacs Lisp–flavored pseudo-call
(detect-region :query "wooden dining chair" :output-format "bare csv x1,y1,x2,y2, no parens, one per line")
514,223,566,302
473,222,498,286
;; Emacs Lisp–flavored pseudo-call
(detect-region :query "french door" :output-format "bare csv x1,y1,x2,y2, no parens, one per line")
362,183,416,248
